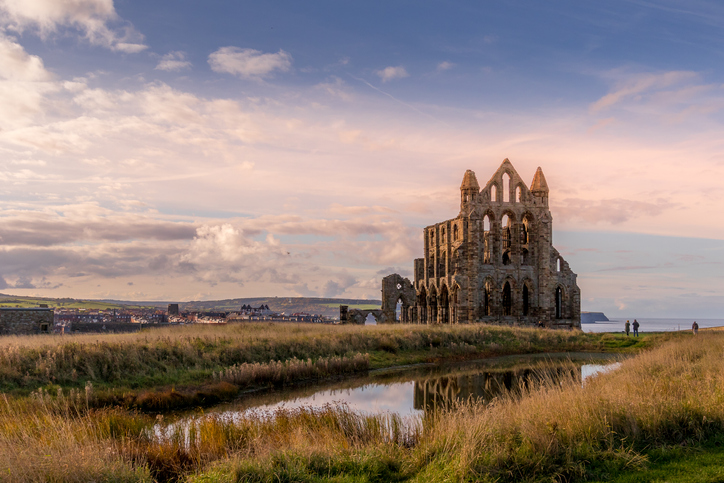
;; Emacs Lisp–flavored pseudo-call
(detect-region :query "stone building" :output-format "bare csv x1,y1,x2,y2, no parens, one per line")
382,158,580,328
0,307,54,335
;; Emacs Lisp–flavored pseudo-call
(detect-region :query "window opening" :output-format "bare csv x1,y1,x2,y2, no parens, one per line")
503,173,510,202
439,252,446,277
502,250,511,265
364,313,377,326
428,255,435,278
556,258,561,272
502,282,512,316
453,224,459,241
484,280,493,316
441,227,446,243
490,185,497,202
502,215,511,250
516,186,522,202
555,287,563,319
523,285,529,316
522,249,530,265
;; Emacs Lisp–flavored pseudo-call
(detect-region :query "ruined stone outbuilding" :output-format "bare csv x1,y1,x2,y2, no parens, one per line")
381,158,580,328
0,308,54,335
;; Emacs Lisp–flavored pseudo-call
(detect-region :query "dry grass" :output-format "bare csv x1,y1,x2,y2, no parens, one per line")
0,394,152,482
0,322,618,394
409,332,724,482
1,326,702,482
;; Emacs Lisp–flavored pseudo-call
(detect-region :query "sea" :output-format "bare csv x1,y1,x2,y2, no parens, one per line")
582,318,724,333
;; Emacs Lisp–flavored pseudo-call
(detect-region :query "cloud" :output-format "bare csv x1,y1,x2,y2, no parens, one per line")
436,61,454,72
155,51,192,72
208,47,292,79
591,71,699,112
0,0,147,52
376,66,408,83
0,33,51,82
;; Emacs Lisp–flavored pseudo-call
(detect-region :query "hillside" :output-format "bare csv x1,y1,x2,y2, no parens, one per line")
0,294,380,317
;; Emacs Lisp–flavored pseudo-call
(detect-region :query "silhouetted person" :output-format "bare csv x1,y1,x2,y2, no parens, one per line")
692,321,699,335
625,320,630,336
633,319,640,337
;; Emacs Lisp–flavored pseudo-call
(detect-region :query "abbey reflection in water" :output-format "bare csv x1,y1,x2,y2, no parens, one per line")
413,365,581,412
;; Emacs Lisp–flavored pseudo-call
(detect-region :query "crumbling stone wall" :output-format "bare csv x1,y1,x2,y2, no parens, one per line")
380,273,416,323
385,158,580,328
338,307,388,324
0,308,54,335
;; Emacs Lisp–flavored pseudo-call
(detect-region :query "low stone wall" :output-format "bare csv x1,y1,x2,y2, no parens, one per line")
0,308,54,335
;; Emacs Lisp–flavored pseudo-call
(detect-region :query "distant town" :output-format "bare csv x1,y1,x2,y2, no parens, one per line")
49,303,335,334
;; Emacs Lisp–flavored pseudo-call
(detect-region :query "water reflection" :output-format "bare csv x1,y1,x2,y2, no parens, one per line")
195,352,621,420
413,365,580,412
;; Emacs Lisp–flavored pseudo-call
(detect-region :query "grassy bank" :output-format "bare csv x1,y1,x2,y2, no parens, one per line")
0,323,653,401
0,329,716,482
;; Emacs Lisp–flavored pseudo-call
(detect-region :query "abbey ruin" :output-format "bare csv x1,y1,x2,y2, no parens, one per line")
380,158,580,328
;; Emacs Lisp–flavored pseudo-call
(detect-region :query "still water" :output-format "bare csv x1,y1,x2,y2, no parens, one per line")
198,352,621,420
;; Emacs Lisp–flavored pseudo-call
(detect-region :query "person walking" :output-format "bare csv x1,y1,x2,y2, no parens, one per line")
692,321,699,335
633,319,640,337
625,320,630,336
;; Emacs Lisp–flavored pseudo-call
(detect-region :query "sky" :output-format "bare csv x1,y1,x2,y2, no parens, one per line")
1,0,724,317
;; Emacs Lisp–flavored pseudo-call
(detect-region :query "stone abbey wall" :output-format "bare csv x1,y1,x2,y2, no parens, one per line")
0,308,54,335
382,158,581,328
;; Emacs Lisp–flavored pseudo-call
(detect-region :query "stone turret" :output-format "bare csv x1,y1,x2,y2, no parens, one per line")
530,167,549,207
460,169,480,214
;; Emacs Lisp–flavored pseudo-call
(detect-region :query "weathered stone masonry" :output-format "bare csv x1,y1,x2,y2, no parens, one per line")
382,159,580,328
0,308,54,335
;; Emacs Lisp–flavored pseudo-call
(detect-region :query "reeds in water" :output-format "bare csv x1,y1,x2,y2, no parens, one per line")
212,353,369,387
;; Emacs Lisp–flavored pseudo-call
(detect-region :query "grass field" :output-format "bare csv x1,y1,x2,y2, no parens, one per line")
0,294,153,310
0,322,654,401
0,327,719,482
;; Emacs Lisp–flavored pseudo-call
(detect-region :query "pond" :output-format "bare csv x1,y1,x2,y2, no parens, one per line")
192,352,622,420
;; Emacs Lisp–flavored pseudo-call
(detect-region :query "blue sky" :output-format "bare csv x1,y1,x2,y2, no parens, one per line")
0,0,723,317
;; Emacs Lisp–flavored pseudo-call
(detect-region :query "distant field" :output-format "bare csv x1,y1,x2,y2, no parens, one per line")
0,296,152,310
0,293,381,315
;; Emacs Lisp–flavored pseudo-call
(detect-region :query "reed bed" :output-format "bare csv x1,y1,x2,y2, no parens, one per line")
0,393,152,482
0,322,621,393
213,353,369,387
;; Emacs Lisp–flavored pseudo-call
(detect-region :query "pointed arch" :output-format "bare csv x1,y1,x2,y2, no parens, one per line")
555,285,565,319
429,284,438,324
480,277,495,318
502,173,510,202
502,281,513,316
418,285,427,323
451,284,460,324
439,284,450,324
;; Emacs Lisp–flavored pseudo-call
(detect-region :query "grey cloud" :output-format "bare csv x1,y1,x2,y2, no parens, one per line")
0,218,197,246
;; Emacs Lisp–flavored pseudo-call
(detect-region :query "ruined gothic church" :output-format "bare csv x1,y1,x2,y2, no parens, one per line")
381,158,580,328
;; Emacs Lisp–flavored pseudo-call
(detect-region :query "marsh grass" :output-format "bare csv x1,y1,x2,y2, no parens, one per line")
0,325,695,482
0,322,645,396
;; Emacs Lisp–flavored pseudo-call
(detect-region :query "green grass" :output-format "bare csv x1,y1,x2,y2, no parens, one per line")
593,445,724,483
0,294,153,310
